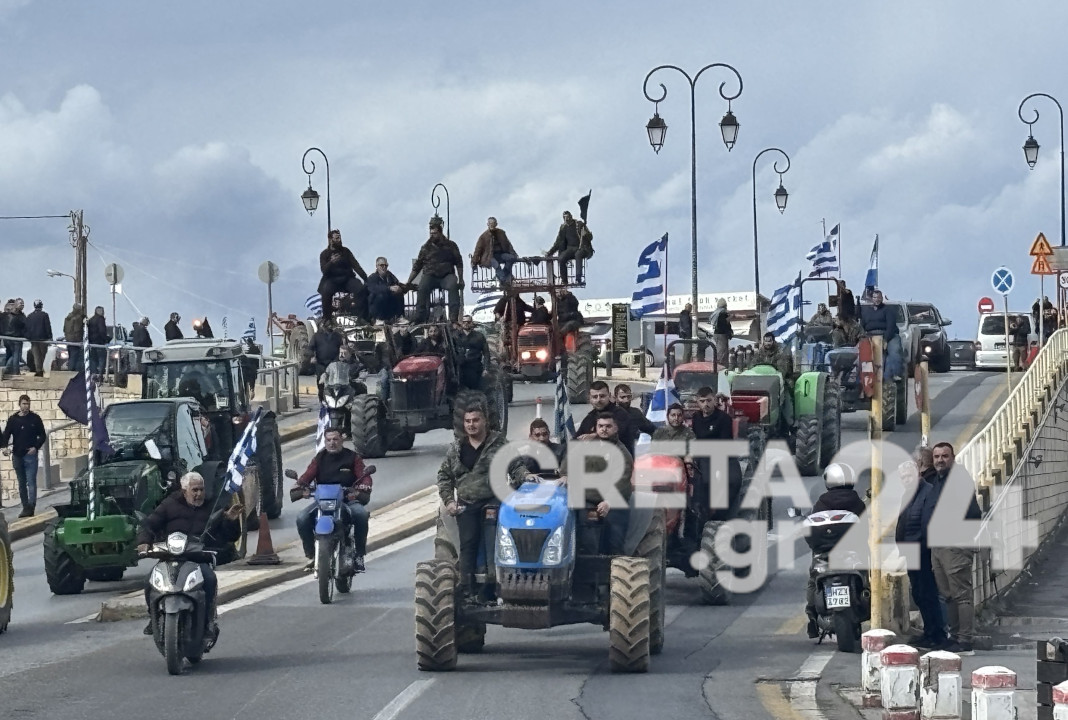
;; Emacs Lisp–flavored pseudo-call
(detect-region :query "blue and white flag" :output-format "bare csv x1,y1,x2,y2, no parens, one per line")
645,365,680,425
472,290,504,321
862,235,879,303
630,233,668,318
314,403,329,453
767,272,803,343
225,407,264,493
305,293,323,319
553,369,576,445
806,223,840,278
242,317,256,341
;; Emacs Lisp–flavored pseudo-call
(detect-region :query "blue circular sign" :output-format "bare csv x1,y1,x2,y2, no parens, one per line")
991,266,1014,295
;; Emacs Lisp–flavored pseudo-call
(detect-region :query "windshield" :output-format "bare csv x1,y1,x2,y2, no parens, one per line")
906,304,938,325
981,315,1031,335
104,402,174,459
324,360,352,385
144,361,233,411
673,371,716,395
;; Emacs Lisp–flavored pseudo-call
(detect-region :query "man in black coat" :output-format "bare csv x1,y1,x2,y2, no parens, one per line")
691,388,741,523
319,229,370,323
25,300,53,378
860,289,904,381
895,458,944,648
164,312,184,340
613,383,657,443
0,394,47,516
3,298,26,376
306,321,344,401
575,381,635,455
365,256,405,324
87,306,109,379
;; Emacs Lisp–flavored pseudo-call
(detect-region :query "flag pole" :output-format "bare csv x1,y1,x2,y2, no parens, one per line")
663,233,669,361
84,320,95,521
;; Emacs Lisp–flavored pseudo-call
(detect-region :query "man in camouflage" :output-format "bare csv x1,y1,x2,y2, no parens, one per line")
751,331,797,431
652,402,696,443
407,216,465,324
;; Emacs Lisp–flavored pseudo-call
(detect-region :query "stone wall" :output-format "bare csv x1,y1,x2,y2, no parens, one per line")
0,372,140,504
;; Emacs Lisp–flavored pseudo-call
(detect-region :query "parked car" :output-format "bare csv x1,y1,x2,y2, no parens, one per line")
974,313,1037,370
948,340,977,370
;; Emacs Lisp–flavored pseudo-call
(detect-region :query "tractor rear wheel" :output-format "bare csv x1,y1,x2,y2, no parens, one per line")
255,414,284,519
820,379,842,466
415,560,458,671
387,429,416,452
0,517,11,634
635,511,667,655
43,520,85,595
794,414,822,477
351,395,387,458
566,353,593,404
608,557,651,673
880,382,896,432
698,520,730,606
895,378,908,425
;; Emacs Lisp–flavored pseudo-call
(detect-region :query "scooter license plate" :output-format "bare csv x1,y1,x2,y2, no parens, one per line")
825,586,851,609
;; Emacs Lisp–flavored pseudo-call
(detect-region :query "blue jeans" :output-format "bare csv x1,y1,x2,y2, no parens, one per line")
89,347,107,376
296,500,370,557
881,335,904,380
4,341,21,374
12,452,38,507
491,252,519,284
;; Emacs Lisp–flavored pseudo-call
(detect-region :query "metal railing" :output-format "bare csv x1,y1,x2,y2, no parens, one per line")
0,334,143,385
253,358,301,412
40,419,79,491
957,328,1068,488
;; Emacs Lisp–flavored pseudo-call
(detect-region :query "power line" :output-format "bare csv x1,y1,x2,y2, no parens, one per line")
0,214,70,220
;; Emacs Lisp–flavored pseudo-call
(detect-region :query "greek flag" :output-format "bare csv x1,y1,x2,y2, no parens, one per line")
806,224,840,277
862,235,879,303
225,407,264,493
242,317,256,341
631,233,668,318
472,290,504,321
645,365,680,425
553,370,576,445
305,293,323,319
314,403,329,453
767,273,803,343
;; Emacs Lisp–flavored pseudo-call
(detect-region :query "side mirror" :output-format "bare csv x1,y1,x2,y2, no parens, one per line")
786,507,799,518
144,439,162,461
364,465,377,475
942,318,952,327
284,469,298,480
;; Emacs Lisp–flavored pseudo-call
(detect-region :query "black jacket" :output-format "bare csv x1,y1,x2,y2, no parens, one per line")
87,315,108,345
693,409,733,440
320,245,368,281
623,405,657,441
136,492,241,548
495,296,533,326
4,310,26,339
308,329,344,366
679,309,693,339
25,309,52,342
164,320,183,341
576,403,635,455
813,487,866,516
895,480,937,544
366,269,403,298
0,411,46,456
529,306,551,324
554,293,582,324
861,303,899,341
131,325,152,348
926,466,982,520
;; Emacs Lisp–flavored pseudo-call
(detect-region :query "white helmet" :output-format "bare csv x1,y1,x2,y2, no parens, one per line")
824,462,856,490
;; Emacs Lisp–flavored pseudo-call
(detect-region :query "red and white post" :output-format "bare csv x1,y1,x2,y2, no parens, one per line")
919,651,962,720
970,667,1016,720
880,644,920,720
862,629,897,707
1052,680,1068,720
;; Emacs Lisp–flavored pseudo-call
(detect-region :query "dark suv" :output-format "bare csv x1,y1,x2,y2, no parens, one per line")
906,302,953,373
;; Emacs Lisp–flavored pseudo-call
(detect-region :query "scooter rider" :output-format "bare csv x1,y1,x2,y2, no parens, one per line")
804,463,866,638
136,471,243,637
294,427,372,573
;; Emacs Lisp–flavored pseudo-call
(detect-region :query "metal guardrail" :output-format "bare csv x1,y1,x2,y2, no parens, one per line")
957,328,1068,489
40,419,79,491
253,358,301,412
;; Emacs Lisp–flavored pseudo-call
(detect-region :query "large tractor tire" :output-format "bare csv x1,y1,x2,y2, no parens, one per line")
698,520,730,606
895,378,908,425
351,395,387,458
434,508,459,563
387,429,416,452
793,414,822,477
880,382,896,432
820,380,842,466
289,322,313,375
43,520,86,596
566,353,593,404
415,560,458,671
84,567,125,582
608,556,651,673
0,517,11,634
635,511,667,656
456,622,487,654
933,350,952,374
255,414,284,520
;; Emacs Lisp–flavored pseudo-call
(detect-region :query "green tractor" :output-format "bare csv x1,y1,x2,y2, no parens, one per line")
0,514,11,633
43,398,255,595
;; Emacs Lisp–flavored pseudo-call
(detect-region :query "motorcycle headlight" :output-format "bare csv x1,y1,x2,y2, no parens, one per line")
319,499,337,512
182,566,204,591
924,345,932,354
496,526,517,566
150,566,171,592
541,526,565,566
166,532,188,555
813,557,829,575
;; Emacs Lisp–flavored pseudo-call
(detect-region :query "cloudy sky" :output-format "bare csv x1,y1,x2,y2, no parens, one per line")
0,1,1064,342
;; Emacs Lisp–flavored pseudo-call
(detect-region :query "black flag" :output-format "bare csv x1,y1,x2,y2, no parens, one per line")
59,372,114,456
577,190,591,223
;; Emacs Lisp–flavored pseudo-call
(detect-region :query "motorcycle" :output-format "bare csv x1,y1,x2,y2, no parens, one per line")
788,507,871,653
285,465,376,605
318,359,367,437
142,532,219,675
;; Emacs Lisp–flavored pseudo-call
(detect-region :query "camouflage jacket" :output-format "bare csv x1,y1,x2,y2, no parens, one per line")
751,345,794,378
436,431,509,506
410,236,463,282
652,424,696,443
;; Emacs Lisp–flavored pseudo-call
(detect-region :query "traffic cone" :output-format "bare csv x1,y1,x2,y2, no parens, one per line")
247,512,281,565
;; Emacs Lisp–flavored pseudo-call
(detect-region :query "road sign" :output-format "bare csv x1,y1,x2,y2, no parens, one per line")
104,263,124,286
991,266,1014,295
978,296,995,314
1060,273,1068,290
1030,232,1054,257
257,261,280,284
1032,255,1056,275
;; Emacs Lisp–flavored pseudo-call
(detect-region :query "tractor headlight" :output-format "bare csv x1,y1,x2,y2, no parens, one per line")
150,566,171,592
535,349,549,361
496,526,517,566
521,351,532,360
166,532,188,555
924,344,932,354
541,526,565,566
182,566,204,591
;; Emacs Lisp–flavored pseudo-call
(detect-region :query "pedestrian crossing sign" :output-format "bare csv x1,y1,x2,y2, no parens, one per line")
1030,232,1054,257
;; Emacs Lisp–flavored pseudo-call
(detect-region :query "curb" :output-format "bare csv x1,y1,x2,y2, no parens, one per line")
95,490,439,622
278,419,318,444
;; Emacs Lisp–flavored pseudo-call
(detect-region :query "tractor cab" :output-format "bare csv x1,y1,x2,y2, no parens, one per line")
664,339,720,404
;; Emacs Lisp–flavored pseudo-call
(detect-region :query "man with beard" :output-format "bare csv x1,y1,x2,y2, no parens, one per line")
318,229,369,323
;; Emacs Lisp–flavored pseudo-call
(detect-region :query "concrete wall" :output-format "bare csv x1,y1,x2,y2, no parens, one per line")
0,372,139,504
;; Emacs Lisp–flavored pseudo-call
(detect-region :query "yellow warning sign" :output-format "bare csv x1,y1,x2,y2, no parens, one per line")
1032,255,1056,275
1030,232,1054,257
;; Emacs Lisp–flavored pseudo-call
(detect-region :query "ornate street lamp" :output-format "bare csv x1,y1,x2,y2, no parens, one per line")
1018,94,1065,247
751,147,791,299
301,147,331,234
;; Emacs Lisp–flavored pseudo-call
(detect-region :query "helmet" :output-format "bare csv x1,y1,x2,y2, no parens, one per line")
823,462,856,490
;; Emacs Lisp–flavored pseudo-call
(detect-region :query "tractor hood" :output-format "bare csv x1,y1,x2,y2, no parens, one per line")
69,460,165,512
394,355,444,376
824,347,860,373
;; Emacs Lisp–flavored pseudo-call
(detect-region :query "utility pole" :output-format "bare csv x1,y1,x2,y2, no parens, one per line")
869,336,885,630
68,210,89,309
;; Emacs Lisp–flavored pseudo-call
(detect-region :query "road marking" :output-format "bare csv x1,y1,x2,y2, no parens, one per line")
952,378,1008,451
756,650,833,719
795,650,834,680
774,612,808,635
371,679,436,720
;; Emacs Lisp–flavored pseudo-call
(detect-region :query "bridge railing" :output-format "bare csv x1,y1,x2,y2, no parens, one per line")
958,329,1068,489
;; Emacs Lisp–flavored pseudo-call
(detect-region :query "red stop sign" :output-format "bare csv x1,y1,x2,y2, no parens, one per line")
978,296,995,314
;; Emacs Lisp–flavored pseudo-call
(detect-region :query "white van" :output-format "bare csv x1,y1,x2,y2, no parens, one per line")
974,313,1037,369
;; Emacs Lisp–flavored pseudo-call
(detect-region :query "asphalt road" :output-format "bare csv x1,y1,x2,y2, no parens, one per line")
0,370,1008,719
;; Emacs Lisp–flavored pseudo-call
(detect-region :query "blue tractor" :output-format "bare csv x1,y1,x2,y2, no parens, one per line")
417,478,666,673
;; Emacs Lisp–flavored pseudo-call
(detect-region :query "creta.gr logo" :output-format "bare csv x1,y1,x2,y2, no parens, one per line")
484,438,1039,596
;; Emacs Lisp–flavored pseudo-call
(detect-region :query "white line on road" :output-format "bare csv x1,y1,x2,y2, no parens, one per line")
371,679,436,720
787,651,835,719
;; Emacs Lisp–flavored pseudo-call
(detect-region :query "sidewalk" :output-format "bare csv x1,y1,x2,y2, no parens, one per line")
1,405,319,541
97,486,439,621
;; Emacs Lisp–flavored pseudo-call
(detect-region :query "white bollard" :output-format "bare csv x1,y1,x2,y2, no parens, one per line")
862,629,898,708
880,644,920,720
535,396,542,419
920,651,961,719
970,666,1016,720
1053,680,1068,720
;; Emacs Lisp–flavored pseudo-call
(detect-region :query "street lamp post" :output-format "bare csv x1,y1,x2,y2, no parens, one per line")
1018,93,1065,248
751,148,791,299
301,147,332,235
643,63,743,313
431,183,450,238
46,268,78,302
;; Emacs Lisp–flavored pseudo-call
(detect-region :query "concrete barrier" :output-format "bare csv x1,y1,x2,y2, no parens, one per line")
862,628,897,708
969,666,1016,720
919,650,961,719
880,644,920,720
1052,680,1068,720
